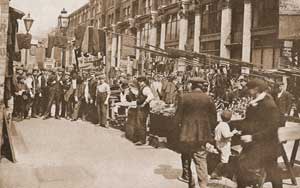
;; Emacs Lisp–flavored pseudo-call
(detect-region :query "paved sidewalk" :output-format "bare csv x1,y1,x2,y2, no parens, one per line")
0,118,299,188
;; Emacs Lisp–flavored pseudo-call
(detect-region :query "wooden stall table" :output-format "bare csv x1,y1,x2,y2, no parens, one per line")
114,102,137,141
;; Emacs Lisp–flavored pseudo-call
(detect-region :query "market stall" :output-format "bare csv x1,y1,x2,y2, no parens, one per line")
149,101,178,148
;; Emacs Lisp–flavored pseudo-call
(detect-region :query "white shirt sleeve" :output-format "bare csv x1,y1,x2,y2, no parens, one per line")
106,83,111,95
143,86,154,104
221,123,234,138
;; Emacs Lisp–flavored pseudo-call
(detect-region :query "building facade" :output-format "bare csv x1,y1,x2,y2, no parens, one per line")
66,0,283,71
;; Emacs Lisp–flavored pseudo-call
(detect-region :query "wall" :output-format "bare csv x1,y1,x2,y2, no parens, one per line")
0,0,9,103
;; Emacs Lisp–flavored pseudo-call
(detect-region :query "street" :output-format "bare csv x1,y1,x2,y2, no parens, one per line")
0,118,299,188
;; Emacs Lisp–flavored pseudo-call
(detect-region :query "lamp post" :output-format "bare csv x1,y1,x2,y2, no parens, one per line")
23,13,34,66
58,8,69,68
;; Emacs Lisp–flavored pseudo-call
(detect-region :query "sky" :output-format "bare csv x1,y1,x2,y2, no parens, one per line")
10,0,88,38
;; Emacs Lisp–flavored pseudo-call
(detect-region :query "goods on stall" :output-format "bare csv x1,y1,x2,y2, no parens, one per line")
150,100,176,116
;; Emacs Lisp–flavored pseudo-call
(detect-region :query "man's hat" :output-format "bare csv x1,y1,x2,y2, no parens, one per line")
278,81,284,86
33,68,39,72
137,76,147,82
128,80,138,88
246,79,268,92
57,67,64,72
188,77,206,84
97,74,106,79
17,75,26,80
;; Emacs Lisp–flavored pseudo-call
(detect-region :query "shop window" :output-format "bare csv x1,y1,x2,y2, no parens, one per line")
141,23,151,46
166,14,179,42
251,35,281,69
201,0,222,35
231,0,244,33
200,40,220,56
252,0,279,28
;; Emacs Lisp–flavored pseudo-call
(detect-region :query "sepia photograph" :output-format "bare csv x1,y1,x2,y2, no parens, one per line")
0,0,299,188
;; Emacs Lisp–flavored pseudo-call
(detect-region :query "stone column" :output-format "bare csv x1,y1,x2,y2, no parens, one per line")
117,33,122,68
149,11,158,49
220,0,232,59
152,0,158,11
160,15,168,49
138,0,144,16
130,0,135,18
136,24,142,60
178,0,190,50
111,25,118,67
194,6,201,53
242,0,252,62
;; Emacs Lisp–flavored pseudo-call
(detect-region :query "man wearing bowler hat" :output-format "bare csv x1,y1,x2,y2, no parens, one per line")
236,79,282,188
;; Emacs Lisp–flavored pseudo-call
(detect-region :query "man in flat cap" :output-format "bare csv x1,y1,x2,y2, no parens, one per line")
175,78,217,188
235,79,282,188
96,75,111,128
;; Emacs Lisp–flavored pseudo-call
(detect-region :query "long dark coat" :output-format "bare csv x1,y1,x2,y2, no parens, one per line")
175,91,217,153
238,94,282,168
275,91,293,115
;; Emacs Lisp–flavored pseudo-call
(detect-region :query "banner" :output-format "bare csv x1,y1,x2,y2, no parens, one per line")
279,0,300,39
81,27,106,55
16,33,32,49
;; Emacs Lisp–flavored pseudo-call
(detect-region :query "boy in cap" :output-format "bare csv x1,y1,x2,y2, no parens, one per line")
211,110,240,179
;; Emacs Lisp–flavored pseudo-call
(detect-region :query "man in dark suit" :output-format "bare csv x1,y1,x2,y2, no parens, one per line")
43,69,63,119
238,79,282,188
275,82,293,117
175,78,217,188
38,68,48,116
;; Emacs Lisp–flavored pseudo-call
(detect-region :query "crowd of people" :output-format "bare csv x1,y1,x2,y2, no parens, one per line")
10,63,300,188
12,66,112,127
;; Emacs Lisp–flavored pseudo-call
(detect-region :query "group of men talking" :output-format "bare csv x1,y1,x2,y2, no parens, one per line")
12,66,111,127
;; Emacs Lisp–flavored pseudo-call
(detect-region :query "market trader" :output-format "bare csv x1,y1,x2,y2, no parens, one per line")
135,76,154,146
237,79,282,188
175,77,217,188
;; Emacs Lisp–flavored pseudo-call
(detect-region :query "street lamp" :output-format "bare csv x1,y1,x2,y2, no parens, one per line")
23,13,34,66
58,8,69,68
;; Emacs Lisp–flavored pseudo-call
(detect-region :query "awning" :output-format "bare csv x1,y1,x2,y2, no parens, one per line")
9,7,25,20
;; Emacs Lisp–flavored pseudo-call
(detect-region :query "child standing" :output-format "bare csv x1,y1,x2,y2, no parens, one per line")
211,110,240,179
